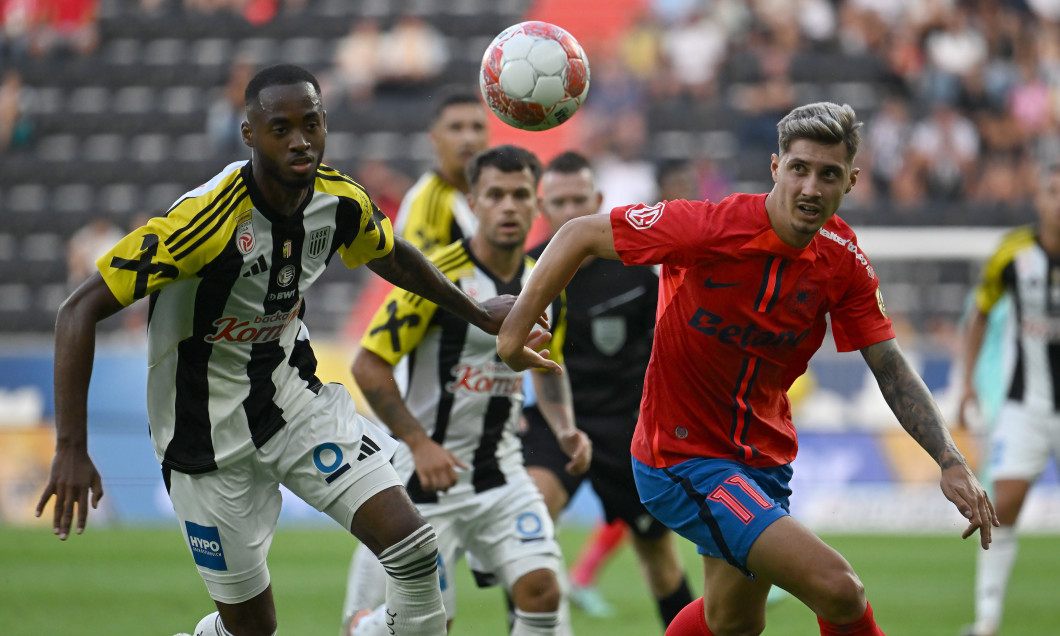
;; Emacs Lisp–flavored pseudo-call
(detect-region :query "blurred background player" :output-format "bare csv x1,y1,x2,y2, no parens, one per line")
393,89,490,254
520,151,693,629
956,162,1060,636
498,101,997,636
343,145,591,636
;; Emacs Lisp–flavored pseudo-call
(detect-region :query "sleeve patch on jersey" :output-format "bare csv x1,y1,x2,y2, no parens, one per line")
109,233,179,300
368,300,422,353
624,201,665,230
876,287,888,318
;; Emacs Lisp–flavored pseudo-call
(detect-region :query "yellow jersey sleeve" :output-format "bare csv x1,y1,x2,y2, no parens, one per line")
401,187,457,254
974,226,1034,313
360,287,440,365
96,207,235,306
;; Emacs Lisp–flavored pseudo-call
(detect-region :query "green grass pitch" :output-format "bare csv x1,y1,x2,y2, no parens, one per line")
2,524,1058,635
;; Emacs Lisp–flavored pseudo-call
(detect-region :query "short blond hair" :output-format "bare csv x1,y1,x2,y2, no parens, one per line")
777,102,862,164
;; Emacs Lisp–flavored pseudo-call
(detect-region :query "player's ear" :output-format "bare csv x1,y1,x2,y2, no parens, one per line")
321,110,327,133
240,120,253,148
593,190,603,210
770,153,780,182
846,166,860,193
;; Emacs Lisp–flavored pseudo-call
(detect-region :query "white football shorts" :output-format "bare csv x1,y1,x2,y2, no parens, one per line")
167,383,400,603
989,400,1060,482
424,477,562,618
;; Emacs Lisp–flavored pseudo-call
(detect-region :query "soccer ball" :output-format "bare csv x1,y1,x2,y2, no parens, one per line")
479,21,590,131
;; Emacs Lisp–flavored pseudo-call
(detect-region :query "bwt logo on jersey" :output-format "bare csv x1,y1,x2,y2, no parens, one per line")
185,521,227,570
624,202,665,230
204,307,299,343
445,362,523,395
688,308,811,348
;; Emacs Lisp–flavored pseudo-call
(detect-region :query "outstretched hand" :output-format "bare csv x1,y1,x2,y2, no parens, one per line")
941,463,998,549
499,329,562,374
478,295,550,336
35,446,104,540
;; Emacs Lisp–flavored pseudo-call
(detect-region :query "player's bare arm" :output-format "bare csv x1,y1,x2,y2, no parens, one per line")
351,348,467,492
36,274,124,539
530,367,591,475
956,309,990,429
367,236,514,335
498,214,618,372
861,338,999,547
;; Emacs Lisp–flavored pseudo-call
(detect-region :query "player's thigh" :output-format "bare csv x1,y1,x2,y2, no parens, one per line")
462,481,563,600
272,384,408,552
991,478,1033,525
167,461,282,605
745,516,863,618
632,456,791,577
527,465,569,518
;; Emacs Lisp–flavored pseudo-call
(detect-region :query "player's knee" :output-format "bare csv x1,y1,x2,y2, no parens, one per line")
815,568,866,623
511,568,562,613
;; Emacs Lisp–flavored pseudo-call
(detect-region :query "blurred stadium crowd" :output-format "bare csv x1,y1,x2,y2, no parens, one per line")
0,0,1054,336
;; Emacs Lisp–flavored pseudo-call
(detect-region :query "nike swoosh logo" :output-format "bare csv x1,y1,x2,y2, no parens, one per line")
703,277,741,288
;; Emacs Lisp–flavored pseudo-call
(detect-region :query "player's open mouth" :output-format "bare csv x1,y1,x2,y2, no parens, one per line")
291,157,315,172
796,204,820,217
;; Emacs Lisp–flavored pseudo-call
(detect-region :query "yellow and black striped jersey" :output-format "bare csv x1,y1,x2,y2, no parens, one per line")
360,239,565,504
97,160,394,473
392,171,476,254
973,225,1060,411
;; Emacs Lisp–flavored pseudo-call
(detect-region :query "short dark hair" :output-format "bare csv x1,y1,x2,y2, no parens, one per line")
466,145,542,189
430,87,483,124
656,158,691,185
777,102,862,164
545,150,592,175
244,64,321,111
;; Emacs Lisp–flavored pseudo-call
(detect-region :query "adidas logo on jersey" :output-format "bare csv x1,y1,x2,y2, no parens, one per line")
357,435,381,461
241,255,267,278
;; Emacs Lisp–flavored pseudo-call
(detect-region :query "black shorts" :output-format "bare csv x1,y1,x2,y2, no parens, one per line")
521,408,669,540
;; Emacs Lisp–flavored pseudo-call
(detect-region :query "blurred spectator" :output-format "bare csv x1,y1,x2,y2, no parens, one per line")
864,95,913,201
592,110,658,212
656,158,697,202
66,218,123,290
352,159,413,222
376,14,449,91
908,101,980,201
660,7,728,99
0,68,33,150
921,7,988,104
206,57,256,159
331,19,384,104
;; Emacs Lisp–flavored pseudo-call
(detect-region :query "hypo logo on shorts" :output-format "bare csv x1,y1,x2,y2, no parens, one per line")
185,521,228,571
314,442,352,484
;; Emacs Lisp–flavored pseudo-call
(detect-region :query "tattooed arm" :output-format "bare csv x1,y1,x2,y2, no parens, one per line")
861,338,998,548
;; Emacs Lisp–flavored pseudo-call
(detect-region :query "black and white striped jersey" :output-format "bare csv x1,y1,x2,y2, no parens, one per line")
974,226,1060,412
96,161,394,474
359,239,566,504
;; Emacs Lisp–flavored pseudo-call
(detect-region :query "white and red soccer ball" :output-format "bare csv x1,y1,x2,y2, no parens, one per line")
479,21,591,131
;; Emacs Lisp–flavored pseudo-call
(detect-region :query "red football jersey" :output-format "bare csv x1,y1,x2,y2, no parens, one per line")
612,193,893,468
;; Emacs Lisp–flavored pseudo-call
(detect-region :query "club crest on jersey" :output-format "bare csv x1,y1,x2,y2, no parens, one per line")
276,264,296,288
282,239,292,259
307,228,330,258
625,201,665,230
235,214,255,255
591,316,626,355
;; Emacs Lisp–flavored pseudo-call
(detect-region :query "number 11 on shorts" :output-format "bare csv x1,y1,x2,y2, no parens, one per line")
708,475,773,524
